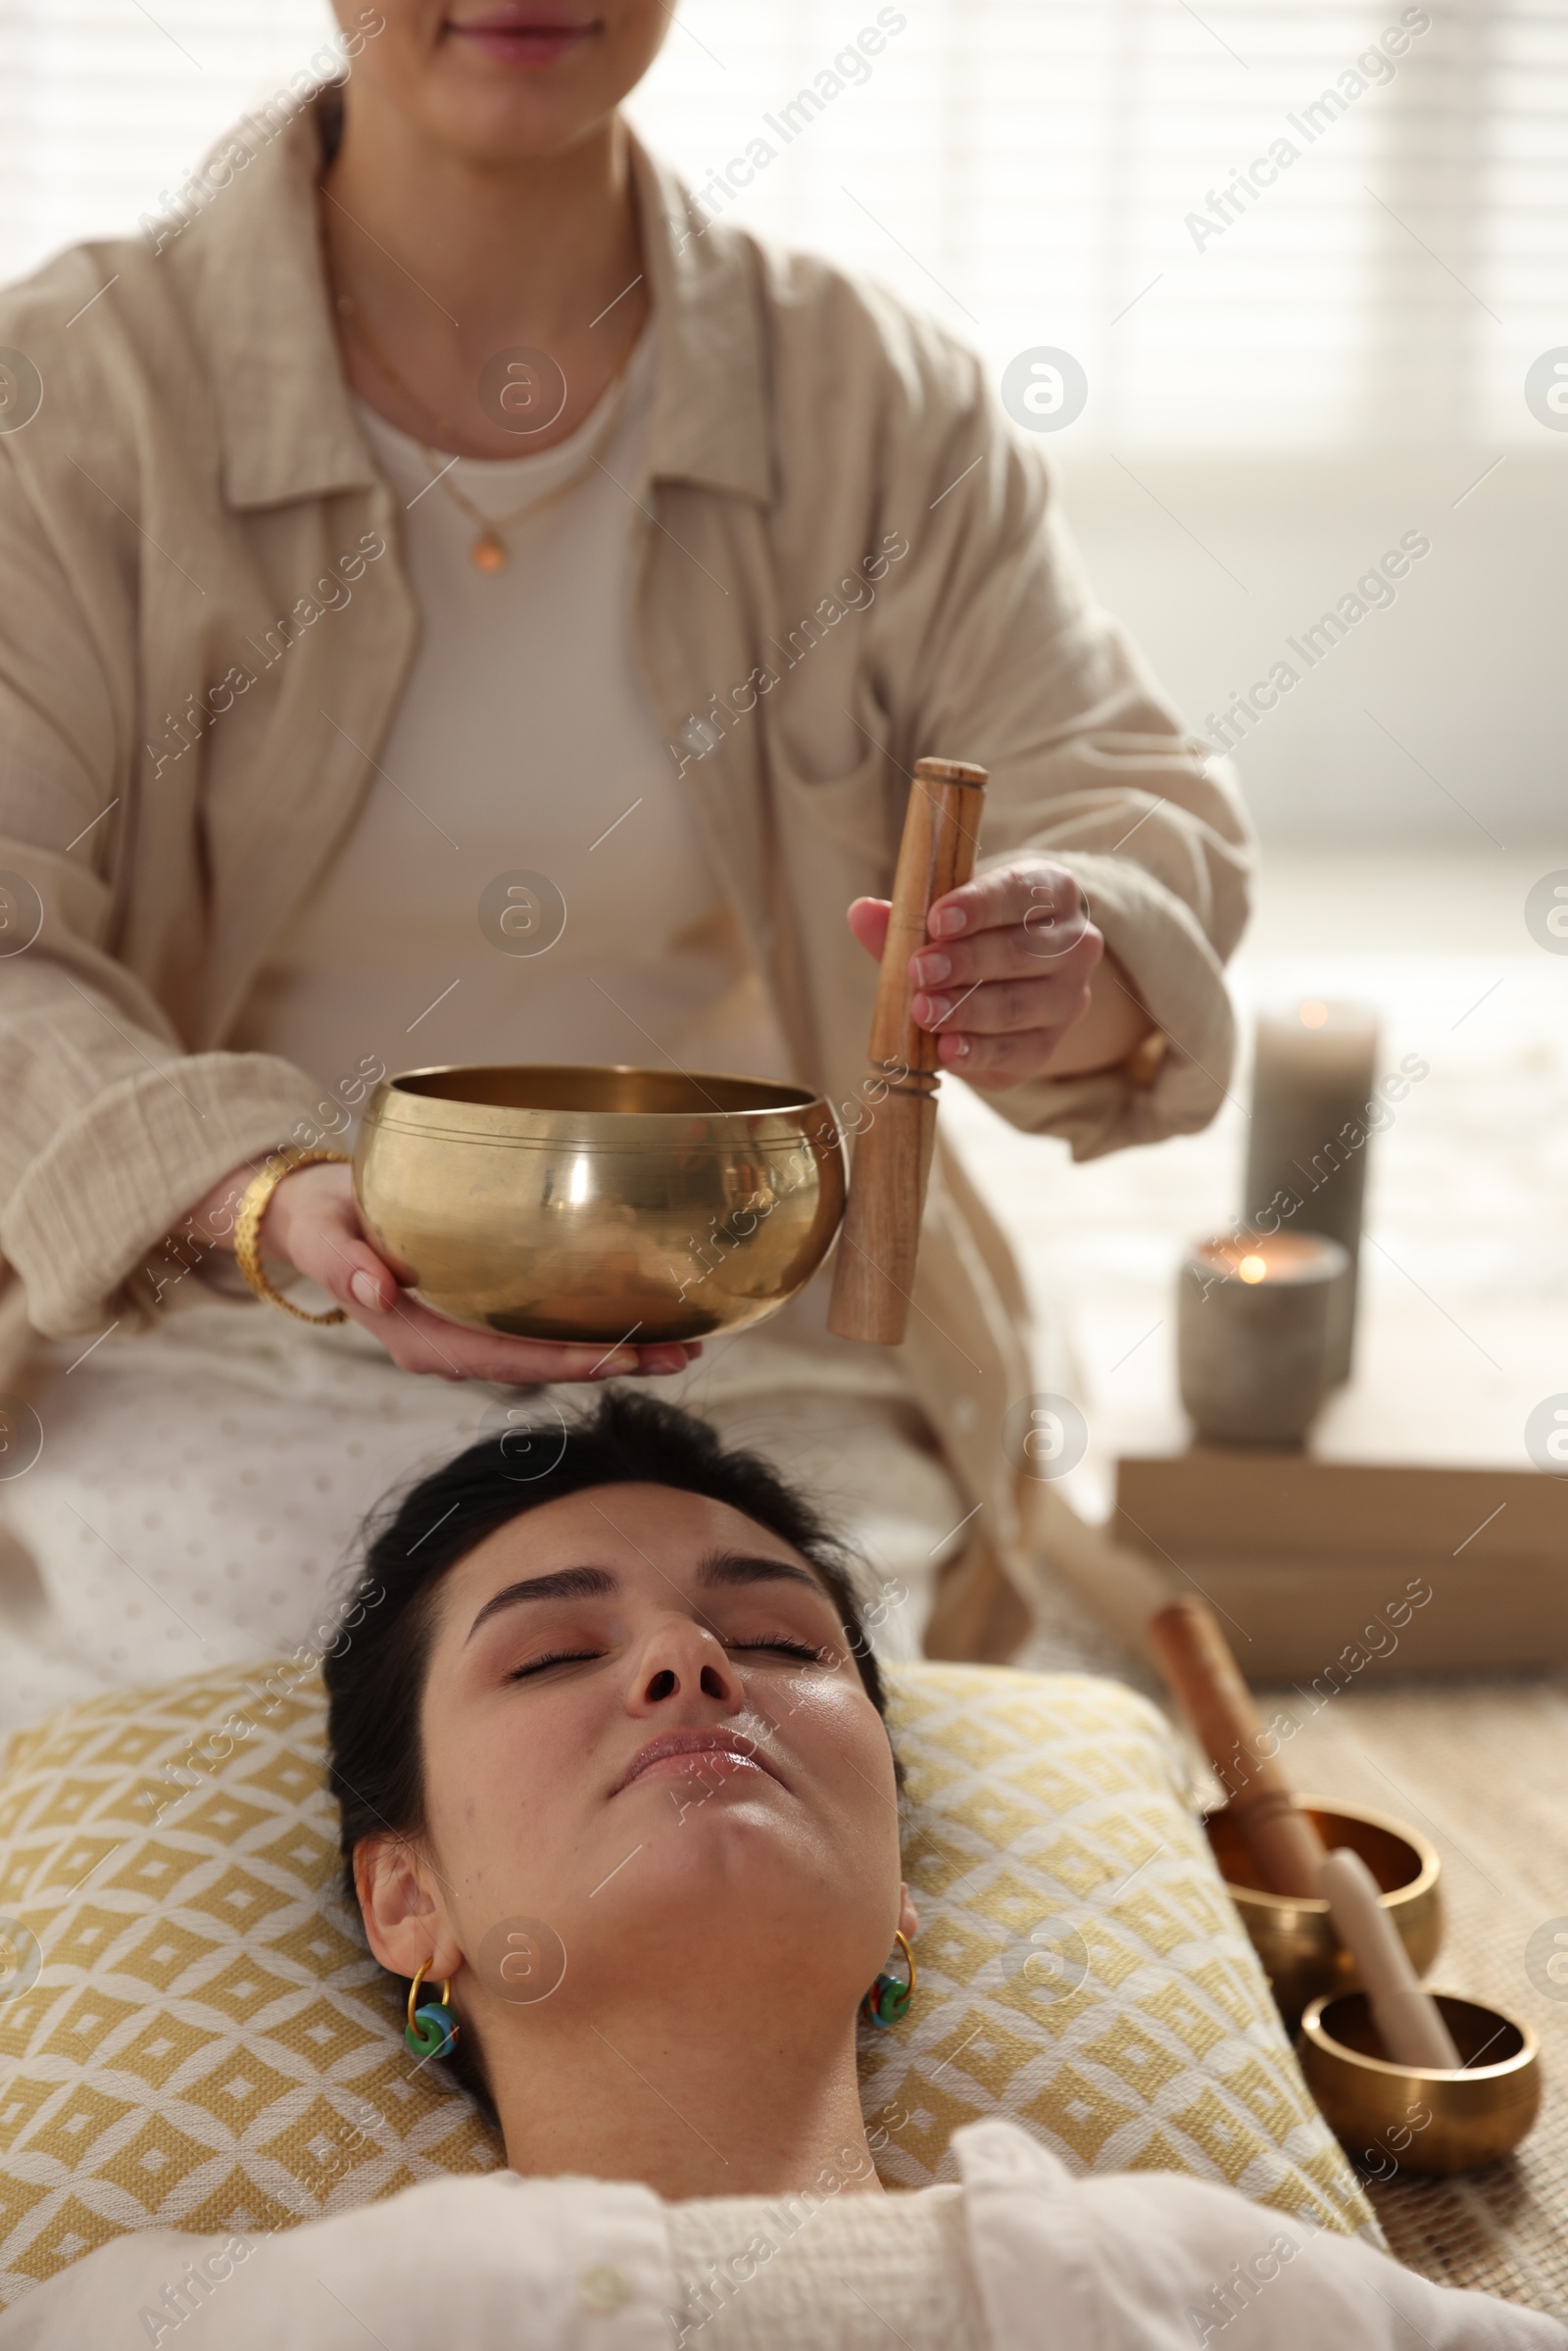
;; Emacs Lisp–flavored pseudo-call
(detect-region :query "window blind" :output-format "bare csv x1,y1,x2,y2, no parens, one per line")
0,0,1559,450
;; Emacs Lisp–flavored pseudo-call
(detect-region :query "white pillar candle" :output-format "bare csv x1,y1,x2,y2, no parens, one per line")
1319,1847,1462,2071
1178,1230,1348,1445
1243,1001,1379,1384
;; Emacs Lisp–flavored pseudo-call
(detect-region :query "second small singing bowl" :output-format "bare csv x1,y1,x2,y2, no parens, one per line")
354,1065,847,1345
1300,1991,1541,2176
1204,1798,1441,2027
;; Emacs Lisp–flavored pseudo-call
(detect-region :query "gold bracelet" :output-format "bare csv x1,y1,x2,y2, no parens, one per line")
232,1149,353,1325
1121,1029,1169,1090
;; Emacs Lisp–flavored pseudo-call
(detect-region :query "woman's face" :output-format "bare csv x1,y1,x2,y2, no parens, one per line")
366,1483,912,2045
333,2,672,164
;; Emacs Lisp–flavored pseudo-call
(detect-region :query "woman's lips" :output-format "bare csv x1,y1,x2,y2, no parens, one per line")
447,15,597,68
612,1730,780,1796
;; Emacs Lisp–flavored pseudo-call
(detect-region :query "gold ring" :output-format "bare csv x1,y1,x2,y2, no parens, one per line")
232,1149,353,1325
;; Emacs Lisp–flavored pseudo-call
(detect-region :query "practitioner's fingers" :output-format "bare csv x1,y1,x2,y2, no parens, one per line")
848,869,1104,1089
925,1016,1092,1089
910,968,1096,1038
635,1340,704,1375
908,906,1102,996
847,896,892,960
262,1162,394,1309
358,1290,697,1385
926,858,1090,954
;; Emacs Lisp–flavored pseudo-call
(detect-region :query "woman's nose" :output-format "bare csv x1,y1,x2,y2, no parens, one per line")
627,1616,744,1714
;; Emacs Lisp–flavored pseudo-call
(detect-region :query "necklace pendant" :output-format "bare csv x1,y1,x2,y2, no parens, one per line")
471,529,509,573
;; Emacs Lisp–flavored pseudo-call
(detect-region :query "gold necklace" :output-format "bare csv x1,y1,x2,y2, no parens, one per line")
332,289,633,572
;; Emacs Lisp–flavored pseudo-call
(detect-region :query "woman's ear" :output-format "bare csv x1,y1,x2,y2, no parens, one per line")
354,1837,462,1982
898,1882,919,1944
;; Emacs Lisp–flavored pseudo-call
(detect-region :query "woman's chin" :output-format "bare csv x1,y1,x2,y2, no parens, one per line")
413,88,606,164
404,41,623,162
565,1798,835,1955
618,1779,797,1882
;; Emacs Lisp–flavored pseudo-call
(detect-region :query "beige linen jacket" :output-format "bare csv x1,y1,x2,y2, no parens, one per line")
0,96,1250,1608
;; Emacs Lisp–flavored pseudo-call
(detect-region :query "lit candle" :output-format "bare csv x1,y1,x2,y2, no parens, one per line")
1177,1230,1348,1446
1242,1001,1379,1384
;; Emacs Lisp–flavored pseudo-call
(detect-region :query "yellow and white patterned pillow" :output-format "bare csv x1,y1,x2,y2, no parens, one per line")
864,1667,1373,2237
0,1659,1373,2307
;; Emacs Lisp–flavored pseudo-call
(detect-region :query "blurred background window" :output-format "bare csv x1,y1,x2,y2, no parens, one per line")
0,0,1561,843
0,0,1561,452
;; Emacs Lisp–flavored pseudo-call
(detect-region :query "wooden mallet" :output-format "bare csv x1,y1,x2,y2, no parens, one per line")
827,756,989,1347
1148,1592,1329,1898
1151,1596,1462,2066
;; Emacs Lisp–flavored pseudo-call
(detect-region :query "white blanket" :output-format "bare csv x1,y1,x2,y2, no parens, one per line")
1,2120,1559,2350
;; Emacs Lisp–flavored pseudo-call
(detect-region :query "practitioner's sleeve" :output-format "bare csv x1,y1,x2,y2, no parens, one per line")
0,250,320,1341
861,304,1254,1160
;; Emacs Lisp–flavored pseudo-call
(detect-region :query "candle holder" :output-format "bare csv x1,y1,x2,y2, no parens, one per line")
1243,1001,1380,1384
1299,1991,1541,2175
1177,1231,1349,1445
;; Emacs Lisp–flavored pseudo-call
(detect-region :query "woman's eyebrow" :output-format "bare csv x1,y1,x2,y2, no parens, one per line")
696,1549,825,1596
466,1563,619,1642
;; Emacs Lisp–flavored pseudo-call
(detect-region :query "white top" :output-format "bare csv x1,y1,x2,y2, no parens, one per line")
231,325,793,1091
664,2180,982,2349
1,2119,1555,2350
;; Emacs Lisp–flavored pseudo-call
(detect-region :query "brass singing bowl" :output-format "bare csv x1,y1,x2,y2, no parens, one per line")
1204,1798,1441,2028
353,1064,848,1345
1299,1991,1541,2176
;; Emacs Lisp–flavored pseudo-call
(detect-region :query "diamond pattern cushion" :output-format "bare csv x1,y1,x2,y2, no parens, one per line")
0,1659,1374,2306
864,1667,1373,2238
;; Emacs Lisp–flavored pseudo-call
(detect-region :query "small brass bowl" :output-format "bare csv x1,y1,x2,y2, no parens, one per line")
1300,1991,1541,2176
354,1064,847,1344
1204,1798,1441,2027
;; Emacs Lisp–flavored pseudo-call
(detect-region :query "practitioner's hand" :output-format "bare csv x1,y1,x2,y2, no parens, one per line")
188,1161,702,1384
847,856,1151,1090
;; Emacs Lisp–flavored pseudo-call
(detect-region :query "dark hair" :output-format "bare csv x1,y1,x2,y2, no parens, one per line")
323,1390,893,2109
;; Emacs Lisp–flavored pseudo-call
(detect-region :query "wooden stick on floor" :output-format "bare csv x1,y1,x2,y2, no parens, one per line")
1149,1592,1329,1898
827,757,988,1347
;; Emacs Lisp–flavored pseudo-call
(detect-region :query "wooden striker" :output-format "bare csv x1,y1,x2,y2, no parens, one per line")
826,757,989,1347
1148,1592,1329,1898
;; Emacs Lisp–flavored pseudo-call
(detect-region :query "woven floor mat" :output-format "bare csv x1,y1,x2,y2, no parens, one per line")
1241,1676,1568,2319
1013,1620,1568,2318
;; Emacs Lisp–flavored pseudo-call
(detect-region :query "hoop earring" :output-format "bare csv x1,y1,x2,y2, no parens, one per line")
405,1957,461,2060
861,1930,916,2030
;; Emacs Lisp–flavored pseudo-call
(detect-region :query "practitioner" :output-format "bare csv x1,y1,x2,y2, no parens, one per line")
0,0,1250,1728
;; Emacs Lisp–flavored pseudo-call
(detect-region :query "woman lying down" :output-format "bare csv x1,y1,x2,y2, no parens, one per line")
4,1396,1558,2350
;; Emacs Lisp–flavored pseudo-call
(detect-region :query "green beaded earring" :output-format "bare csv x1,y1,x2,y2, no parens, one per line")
405,1958,460,2060
861,1930,916,2030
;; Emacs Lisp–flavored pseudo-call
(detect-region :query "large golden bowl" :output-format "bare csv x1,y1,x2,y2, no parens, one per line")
1204,1797,1441,2028
353,1064,847,1344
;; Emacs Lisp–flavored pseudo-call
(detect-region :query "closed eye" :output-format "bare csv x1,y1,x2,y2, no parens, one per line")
506,1635,832,1684
506,1648,605,1683
728,1637,828,1663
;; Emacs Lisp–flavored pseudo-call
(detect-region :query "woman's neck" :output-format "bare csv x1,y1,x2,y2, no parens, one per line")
320,91,648,458
486,1994,885,2202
